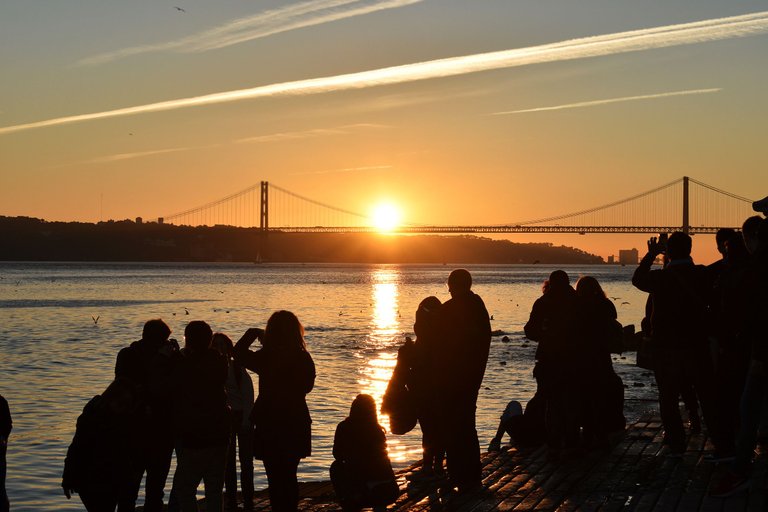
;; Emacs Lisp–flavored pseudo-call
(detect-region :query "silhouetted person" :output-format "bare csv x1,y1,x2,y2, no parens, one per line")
487,396,546,451
212,333,255,510
62,380,140,511
708,228,737,279
234,311,316,512
575,276,625,448
525,270,581,459
331,394,398,512
436,269,491,494
115,319,177,511
709,229,752,450
1,394,11,512
408,296,445,477
632,232,723,458
641,293,700,434
169,321,230,512
712,215,768,496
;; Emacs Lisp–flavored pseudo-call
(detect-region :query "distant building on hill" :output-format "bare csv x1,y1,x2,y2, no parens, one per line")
607,255,615,264
619,248,639,265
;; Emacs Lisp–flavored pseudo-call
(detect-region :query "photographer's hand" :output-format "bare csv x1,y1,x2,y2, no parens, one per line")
647,237,664,257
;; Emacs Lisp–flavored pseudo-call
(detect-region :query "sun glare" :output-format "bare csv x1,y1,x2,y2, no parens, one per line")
371,203,401,233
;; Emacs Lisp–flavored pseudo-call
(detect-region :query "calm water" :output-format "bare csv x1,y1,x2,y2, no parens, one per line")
0,262,655,511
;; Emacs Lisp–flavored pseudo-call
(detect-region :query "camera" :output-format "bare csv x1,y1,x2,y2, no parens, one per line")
658,233,668,252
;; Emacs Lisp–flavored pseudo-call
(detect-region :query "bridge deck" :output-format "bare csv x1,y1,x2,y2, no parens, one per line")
177,414,767,511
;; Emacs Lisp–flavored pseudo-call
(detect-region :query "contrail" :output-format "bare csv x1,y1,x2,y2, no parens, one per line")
83,146,206,164
235,123,387,144
290,164,393,175
3,11,768,136
80,0,424,65
492,88,722,115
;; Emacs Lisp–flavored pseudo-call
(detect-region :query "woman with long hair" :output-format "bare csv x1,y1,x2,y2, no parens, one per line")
234,311,315,512
575,276,625,449
331,394,398,512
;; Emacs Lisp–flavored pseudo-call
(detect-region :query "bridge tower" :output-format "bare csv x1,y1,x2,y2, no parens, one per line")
260,181,269,231
258,181,269,262
682,176,690,234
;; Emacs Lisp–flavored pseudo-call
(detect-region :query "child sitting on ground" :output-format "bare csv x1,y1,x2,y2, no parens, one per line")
331,394,399,512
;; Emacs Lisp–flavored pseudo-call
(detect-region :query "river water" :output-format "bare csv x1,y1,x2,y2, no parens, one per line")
0,262,656,511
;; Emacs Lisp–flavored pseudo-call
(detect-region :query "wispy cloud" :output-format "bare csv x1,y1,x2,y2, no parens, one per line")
290,164,393,175
83,146,202,164
4,11,768,136
235,123,388,144
492,88,722,115
80,0,424,65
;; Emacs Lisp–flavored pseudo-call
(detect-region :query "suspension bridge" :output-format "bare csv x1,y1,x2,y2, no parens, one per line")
157,177,755,235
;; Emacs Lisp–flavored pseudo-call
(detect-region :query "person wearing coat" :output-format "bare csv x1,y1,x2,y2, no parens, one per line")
62,380,139,512
234,311,315,512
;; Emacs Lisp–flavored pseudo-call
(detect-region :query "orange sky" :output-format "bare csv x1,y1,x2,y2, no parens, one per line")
1,1,766,263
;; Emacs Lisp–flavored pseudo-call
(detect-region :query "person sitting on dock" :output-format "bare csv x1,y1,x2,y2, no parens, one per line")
487,396,546,451
331,394,399,512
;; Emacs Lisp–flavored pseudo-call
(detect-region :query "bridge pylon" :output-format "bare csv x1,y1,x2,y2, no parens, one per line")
258,181,269,262
682,176,690,234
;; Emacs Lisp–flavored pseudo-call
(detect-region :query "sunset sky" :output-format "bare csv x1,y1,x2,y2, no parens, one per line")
2,0,767,262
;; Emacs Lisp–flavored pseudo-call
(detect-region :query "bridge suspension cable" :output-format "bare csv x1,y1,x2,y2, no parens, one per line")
157,176,755,234
502,178,682,227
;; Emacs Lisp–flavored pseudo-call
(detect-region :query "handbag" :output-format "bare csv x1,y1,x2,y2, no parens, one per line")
381,341,417,435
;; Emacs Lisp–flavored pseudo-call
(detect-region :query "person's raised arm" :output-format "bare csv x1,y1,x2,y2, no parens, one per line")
233,328,264,372
632,237,664,292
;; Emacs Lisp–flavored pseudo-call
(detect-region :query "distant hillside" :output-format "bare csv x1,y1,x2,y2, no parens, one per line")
0,216,603,264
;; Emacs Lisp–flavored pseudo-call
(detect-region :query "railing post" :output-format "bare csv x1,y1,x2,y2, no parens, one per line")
682,176,689,234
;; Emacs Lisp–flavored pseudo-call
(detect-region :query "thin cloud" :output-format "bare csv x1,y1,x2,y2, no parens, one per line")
83,146,201,164
4,11,768,136
80,0,424,65
235,123,389,144
492,88,722,115
291,165,393,176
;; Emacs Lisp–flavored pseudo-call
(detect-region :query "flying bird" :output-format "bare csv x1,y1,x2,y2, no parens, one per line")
174,6,187,13
92,316,100,325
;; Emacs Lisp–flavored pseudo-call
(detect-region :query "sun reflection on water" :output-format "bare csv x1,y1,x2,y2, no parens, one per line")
355,268,414,463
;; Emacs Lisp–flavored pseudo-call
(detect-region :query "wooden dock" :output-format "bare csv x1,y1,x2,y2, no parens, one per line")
169,414,768,511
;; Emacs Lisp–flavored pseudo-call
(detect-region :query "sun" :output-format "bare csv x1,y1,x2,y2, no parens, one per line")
371,203,401,233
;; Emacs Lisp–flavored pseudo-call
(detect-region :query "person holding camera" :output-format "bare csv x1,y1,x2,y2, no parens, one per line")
632,232,726,458
114,319,178,511
234,311,315,512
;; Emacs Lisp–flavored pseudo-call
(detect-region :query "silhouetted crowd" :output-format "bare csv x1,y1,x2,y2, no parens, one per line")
629,210,768,497
1,203,766,511
51,268,491,512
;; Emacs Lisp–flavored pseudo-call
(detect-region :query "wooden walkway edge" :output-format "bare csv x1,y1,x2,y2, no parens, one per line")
164,414,768,511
